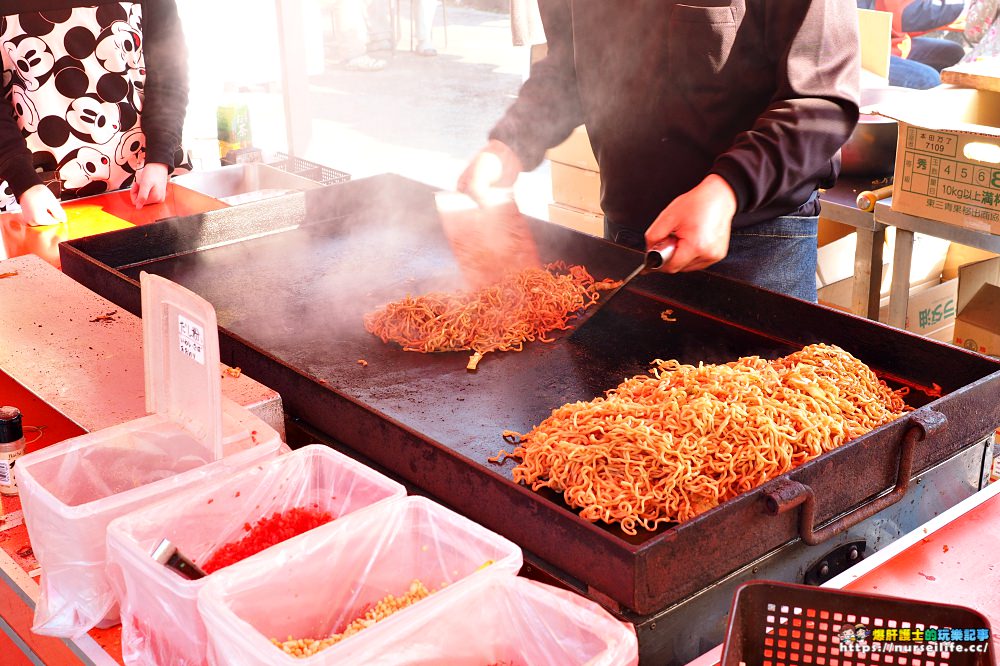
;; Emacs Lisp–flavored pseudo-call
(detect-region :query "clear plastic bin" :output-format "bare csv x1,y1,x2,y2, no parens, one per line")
198,496,523,666
322,575,640,666
15,273,283,638
106,444,406,666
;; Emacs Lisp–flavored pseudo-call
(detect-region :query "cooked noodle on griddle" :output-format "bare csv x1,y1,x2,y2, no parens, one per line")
492,344,910,535
363,262,618,369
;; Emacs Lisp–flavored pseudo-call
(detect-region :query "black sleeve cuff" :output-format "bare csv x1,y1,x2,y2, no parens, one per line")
2,155,44,199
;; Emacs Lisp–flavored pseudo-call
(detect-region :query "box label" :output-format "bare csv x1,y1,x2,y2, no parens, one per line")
178,314,205,365
899,127,1000,225
913,295,956,332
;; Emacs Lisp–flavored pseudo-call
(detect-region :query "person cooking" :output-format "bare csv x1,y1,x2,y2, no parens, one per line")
0,0,189,226
458,1,861,302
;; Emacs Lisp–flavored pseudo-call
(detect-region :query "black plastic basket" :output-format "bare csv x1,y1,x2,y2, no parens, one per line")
721,581,995,666
268,153,350,186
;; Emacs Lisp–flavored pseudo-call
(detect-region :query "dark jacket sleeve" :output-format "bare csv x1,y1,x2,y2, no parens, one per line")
489,0,584,170
0,103,42,199
142,0,189,167
710,0,860,215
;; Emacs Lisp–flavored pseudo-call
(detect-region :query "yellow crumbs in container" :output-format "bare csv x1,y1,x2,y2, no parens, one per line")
272,579,434,658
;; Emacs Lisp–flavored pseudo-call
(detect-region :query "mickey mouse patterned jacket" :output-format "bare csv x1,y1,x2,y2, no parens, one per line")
0,0,188,209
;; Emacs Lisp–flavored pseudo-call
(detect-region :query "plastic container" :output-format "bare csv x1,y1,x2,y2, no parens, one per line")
198,496,523,666
721,581,995,666
106,444,406,666
319,575,640,666
15,273,283,638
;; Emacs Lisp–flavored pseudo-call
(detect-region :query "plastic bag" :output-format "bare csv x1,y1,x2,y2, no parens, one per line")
105,444,406,666
330,575,639,666
16,403,282,638
198,496,523,665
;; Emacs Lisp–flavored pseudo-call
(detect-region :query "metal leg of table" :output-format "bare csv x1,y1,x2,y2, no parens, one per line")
851,226,885,320
887,228,915,328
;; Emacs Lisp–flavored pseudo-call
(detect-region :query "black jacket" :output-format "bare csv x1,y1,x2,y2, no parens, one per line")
490,0,861,231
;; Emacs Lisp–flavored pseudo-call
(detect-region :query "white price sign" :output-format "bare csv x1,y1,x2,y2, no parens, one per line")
178,314,205,364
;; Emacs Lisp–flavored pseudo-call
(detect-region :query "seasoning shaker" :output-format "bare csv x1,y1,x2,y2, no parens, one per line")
0,406,26,496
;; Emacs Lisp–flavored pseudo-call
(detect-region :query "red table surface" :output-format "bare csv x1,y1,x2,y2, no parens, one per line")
1,184,227,269
0,369,124,664
844,489,1000,656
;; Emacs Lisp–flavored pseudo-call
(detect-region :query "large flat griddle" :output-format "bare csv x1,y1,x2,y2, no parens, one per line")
61,174,1000,614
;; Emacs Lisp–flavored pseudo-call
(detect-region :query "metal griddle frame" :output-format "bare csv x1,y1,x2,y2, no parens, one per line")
60,175,1000,615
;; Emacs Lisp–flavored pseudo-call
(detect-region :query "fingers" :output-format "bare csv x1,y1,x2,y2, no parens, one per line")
132,163,169,208
645,175,736,274
457,141,522,205
48,199,67,224
20,184,65,227
130,179,141,207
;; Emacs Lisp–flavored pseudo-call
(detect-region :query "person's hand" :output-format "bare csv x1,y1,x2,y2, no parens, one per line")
19,184,67,227
130,162,169,208
644,174,737,273
457,140,524,203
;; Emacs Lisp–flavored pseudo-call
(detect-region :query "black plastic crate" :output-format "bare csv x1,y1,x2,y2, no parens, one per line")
722,581,995,666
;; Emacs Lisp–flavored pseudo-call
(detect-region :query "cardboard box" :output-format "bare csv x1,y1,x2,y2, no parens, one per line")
550,161,603,215
898,276,959,335
819,276,957,337
926,322,956,344
879,86,1000,234
815,230,949,292
547,203,604,237
954,256,1000,357
547,125,599,172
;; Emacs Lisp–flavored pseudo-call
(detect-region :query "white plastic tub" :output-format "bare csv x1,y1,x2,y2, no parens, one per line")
15,273,283,637
320,575,640,666
106,444,406,666
198,496,523,666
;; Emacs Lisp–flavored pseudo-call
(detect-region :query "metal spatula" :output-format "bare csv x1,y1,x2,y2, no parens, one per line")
571,237,677,334
435,189,542,291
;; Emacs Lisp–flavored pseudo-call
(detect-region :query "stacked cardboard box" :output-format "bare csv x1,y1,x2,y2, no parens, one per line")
546,126,603,236
955,255,1000,357
878,86,1000,235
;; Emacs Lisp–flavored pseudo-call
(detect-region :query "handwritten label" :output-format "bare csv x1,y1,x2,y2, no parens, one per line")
178,314,205,365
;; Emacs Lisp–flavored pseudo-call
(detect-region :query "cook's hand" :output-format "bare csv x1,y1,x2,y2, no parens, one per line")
645,174,737,273
19,184,67,227
130,162,169,208
457,140,524,203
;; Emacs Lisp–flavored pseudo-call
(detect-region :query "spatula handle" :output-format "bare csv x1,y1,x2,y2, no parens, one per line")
644,236,678,271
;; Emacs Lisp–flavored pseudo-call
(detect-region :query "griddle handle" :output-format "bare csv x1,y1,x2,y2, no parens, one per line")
763,408,947,546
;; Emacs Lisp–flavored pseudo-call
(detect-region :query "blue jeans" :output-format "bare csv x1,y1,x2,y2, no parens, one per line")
604,214,819,302
889,37,966,89
901,0,965,33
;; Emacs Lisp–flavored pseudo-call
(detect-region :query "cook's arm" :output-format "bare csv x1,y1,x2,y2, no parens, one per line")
708,0,860,218
488,0,585,171
142,0,189,170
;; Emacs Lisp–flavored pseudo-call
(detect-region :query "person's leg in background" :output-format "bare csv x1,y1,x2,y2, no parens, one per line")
414,0,439,56
888,54,943,88
901,0,966,33
332,0,387,70
906,35,966,71
365,0,395,53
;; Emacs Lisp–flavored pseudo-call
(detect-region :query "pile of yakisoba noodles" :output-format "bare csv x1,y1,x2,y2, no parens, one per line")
494,344,910,535
364,262,618,369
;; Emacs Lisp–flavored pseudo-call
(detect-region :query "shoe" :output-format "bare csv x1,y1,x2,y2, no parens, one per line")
415,42,437,57
367,39,394,52
343,54,387,71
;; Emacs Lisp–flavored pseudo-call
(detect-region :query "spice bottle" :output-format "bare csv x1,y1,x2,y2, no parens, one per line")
0,406,26,496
